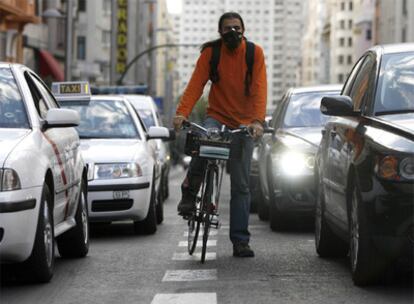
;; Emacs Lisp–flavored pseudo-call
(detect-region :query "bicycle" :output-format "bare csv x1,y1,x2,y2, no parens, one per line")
181,120,272,263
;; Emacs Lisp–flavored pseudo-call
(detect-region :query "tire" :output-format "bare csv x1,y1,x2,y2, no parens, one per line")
201,169,214,264
187,215,200,255
134,180,157,235
350,182,388,286
269,197,289,231
24,184,55,283
57,179,89,258
163,170,170,200
156,190,164,224
314,177,347,257
257,194,269,221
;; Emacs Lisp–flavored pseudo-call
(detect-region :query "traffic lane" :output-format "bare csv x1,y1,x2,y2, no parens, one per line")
0,171,186,304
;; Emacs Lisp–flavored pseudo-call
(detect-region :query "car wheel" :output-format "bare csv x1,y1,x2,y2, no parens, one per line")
57,179,89,258
156,189,164,224
269,196,289,231
24,183,55,283
349,182,387,286
163,171,169,200
134,180,157,235
314,178,347,257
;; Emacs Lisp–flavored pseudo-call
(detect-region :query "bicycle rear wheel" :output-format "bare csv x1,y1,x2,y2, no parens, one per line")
201,168,215,263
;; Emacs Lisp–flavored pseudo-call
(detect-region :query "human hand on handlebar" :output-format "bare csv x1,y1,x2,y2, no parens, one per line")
173,115,187,132
247,121,264,140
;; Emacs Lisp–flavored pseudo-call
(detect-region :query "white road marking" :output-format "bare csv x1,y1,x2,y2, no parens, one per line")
220,224,266,230
162,269,217,282
184,230,217,237
151,293,217,304
178,240,217,247
172,252,216,261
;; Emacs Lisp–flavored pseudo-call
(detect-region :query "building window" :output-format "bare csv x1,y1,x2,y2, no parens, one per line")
347,55,352,65
338,55,344,64
402,27,407,42
340,2,345,10
349,1,353,11
102,30,111,46
403,0,408,15
77,36,86,60
78,0,86,12
340,20,345,29
366,29,372,40
338,74,344,83
348,19,353,29
348,37,353,46
339,37,345,46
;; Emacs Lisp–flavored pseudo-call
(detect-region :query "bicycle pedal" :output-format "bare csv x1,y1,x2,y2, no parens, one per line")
210,214,220,229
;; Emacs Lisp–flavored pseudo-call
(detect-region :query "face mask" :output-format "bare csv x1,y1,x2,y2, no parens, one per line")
222,30,243,50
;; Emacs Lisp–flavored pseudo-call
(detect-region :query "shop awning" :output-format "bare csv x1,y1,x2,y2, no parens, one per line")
38,49,64,81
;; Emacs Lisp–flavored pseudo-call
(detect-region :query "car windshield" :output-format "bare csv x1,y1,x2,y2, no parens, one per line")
61,99,139,139
283,91,338,128
138,109,156,129
375,52,414,115
0,68,30,129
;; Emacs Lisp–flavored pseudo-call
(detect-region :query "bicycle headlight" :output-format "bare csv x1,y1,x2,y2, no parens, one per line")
94,163,143,180
1,168,21,191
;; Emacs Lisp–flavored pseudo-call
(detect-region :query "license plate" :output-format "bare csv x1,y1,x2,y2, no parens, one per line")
113,190,130,199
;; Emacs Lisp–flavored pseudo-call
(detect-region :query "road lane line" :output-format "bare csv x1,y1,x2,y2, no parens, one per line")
151,293,217,304
178,240,216,247
183,230,217,237
162,269,217,282
172,252,216,261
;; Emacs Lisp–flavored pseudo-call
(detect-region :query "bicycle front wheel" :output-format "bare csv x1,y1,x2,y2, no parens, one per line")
200,168,215,263
188,215,200,255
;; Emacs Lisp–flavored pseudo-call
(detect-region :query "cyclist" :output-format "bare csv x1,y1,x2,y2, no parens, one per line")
173,12,267,258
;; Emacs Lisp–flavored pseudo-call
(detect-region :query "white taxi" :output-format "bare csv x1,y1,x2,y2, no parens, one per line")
55,89,172,235
0,64,89,283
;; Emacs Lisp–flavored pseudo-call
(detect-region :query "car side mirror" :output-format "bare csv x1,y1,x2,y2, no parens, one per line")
147,126,175,141
320,95,359,117
44,108,80,129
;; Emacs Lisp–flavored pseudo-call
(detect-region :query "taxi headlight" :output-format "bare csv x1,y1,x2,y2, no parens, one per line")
94,163,143,179
274,151,314,177
1,168,21,191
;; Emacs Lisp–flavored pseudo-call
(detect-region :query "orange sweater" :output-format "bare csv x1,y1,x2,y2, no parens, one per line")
176,39,267,128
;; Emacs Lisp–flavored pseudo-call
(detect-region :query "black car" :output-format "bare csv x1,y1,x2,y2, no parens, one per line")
257,85,342,230
315,44,414,286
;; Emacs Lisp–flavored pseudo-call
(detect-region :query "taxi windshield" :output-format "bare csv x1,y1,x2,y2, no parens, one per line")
375,52,414,115
0,68,30,129
61,99,140,139
283,91,338,128
137,109,156,129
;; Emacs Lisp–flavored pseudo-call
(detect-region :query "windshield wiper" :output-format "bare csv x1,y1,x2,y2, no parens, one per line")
375,109,414,115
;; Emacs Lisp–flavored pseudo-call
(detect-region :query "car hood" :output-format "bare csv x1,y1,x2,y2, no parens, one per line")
279,127,322,152
80,139,148,164
0,129,31,166
379,113,414,133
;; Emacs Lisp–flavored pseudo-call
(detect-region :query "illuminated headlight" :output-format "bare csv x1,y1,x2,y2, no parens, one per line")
400,157,414,180
1,168,21,191
274,151,314,176
94,163,143,180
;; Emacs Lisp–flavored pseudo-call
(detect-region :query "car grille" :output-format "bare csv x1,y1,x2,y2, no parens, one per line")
92,199,133,212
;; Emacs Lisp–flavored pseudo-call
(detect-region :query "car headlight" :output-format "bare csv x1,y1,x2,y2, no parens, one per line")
1,168,21,191
94,163,143,180
273,151,315,177
377,155,414,181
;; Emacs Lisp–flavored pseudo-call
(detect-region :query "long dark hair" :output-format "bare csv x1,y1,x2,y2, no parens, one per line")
200,12,245,52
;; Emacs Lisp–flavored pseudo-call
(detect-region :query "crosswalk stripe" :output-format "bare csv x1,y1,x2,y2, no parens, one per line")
178,240,217,247
183,230,217,237
162,269,217,282
151,293,217,304
172,252,216,261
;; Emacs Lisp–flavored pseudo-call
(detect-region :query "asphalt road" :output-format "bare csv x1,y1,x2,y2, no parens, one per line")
1,165,413,304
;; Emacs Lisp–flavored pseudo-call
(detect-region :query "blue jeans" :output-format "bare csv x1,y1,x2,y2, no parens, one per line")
182,117,254,244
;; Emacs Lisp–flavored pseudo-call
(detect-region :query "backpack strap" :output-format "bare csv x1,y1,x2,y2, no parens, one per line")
244,41,255,96
209,43,221,83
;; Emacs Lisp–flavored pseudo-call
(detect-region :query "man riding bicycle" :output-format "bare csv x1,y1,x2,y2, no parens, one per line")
173,12,267,258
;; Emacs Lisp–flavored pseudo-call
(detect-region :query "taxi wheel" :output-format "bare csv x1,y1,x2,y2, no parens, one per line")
156,190,164,224
57,180,89,258
134,181,157,235
25,184,55,283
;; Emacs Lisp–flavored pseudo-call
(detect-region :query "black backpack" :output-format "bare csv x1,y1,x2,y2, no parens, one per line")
209,41,255,96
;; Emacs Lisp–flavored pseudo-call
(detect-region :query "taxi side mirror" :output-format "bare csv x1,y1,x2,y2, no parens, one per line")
44,108,80,129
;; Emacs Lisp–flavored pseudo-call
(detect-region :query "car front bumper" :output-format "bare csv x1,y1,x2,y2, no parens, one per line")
0,186,42,263
87,176,152,222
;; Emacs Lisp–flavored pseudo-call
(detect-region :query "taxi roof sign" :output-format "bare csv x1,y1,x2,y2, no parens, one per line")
52,81,91,102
